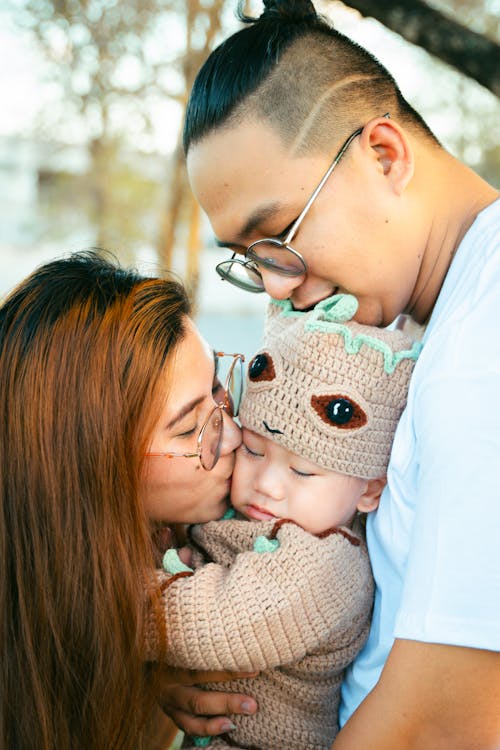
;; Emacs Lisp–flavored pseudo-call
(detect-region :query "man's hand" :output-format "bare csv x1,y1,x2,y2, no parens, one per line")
157,667,258,737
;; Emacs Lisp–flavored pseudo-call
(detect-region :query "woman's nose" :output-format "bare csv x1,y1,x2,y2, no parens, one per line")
220,410,242,455
259,268,304,300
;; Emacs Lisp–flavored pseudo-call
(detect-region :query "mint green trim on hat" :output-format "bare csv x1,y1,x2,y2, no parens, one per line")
306,319,422,375
272,294,422,374
241,293,421,479
269,293,357,321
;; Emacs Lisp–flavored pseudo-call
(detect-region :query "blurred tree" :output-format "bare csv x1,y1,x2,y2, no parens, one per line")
12,0,233,291
158,0,226,305
8,0,499,304
12,0,211,262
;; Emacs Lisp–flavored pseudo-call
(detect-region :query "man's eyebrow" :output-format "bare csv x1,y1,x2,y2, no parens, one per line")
166,396,204,430
215,202,285,249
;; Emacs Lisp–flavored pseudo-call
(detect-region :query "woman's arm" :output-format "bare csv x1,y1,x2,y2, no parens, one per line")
147,520,372,672
332,639,500,749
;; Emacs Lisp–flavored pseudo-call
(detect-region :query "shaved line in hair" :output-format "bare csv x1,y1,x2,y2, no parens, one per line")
289,74,385,155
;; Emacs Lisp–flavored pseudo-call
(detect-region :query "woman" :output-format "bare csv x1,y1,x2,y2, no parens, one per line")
0,251,241,749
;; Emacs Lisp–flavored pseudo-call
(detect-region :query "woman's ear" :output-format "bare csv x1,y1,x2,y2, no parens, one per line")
360,116,414,195
357,475,386,514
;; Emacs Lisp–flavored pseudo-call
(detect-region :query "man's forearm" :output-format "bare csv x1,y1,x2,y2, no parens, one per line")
333,639,500,749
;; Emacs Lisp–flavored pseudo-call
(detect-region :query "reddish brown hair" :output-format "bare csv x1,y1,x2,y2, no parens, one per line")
0,251,190,748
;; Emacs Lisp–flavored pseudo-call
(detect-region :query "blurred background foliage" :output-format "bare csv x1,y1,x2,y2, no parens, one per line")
1,0,499,313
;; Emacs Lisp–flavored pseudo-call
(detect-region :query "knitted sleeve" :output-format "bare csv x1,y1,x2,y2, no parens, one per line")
145,520,373,671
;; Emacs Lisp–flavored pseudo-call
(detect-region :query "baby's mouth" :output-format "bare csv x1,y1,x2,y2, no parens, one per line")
247,504,277,521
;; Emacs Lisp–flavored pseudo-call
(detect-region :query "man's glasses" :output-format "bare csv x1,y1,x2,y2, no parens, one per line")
145,351,244,471
215,115,390,293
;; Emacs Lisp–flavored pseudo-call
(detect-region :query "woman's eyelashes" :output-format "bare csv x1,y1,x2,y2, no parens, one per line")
175,423,198,439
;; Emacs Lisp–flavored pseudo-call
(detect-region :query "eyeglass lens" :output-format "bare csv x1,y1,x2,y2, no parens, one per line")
214,353,244,417
246,239,306,275
216,258,264,293
225,358,243,417
200,407,223,470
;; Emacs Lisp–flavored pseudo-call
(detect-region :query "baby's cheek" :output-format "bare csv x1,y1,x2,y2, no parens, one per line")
230,453,249,507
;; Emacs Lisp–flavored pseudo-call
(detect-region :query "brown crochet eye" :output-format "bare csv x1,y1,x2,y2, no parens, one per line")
248,352,275,382
311,394,367,430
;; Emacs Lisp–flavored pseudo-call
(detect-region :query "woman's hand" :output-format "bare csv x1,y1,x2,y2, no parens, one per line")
156,666,258,737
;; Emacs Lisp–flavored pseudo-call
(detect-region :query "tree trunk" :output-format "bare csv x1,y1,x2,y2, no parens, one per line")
186,194,201,313
158,145,186,270
342,0,500,97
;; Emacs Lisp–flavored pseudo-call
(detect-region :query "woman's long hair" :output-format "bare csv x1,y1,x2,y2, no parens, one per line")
0,251,190,749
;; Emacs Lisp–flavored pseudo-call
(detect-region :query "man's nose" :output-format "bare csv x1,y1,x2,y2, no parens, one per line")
259,268,304,300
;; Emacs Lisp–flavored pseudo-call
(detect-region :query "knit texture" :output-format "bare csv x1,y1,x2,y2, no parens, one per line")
146,515,373,750
239,294,421,479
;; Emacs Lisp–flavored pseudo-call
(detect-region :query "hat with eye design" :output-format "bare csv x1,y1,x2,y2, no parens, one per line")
239,294,422,479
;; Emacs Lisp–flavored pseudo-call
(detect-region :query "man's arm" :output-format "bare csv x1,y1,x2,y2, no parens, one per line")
332,639,500,749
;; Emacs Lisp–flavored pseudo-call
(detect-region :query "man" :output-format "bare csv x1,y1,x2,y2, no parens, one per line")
162,3,500,747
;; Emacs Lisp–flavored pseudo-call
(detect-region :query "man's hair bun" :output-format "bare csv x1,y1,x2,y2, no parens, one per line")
237,0,318,24
261,0,317,21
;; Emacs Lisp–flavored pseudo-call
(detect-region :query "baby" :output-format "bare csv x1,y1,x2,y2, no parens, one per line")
149,294,421,750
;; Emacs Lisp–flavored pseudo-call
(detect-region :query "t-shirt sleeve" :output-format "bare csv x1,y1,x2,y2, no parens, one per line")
395,281,500,650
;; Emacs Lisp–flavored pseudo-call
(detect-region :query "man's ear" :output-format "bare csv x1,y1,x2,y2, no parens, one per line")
360,116,414,195
357,476,386,513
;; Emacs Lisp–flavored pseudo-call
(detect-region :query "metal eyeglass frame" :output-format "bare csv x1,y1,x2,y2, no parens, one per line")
215,114,390,293
145,351,245,471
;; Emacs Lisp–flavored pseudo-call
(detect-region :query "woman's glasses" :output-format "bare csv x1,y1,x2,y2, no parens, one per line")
145,351,244,471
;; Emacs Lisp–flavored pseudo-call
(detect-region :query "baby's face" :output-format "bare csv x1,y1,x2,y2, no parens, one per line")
231,428,379,533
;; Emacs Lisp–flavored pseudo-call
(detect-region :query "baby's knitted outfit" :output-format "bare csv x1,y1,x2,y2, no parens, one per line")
145,294,420,749
147,514,373,750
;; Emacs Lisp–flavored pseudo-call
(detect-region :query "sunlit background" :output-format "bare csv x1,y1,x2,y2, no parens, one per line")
1,0,499,359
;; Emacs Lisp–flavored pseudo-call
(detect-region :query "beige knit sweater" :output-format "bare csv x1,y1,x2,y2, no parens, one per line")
147,516,374,750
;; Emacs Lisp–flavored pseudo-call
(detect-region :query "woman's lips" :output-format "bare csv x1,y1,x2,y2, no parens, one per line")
245,504,278,521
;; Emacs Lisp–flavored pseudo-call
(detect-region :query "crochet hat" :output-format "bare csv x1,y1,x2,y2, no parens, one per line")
239,294,422,479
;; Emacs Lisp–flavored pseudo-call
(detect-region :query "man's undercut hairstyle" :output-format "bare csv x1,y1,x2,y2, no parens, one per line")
183,0,438,156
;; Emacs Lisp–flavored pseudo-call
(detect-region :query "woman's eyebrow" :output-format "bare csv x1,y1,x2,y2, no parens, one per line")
166,396,204,429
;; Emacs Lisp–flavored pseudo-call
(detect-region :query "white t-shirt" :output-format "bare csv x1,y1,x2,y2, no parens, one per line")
340,197,500,725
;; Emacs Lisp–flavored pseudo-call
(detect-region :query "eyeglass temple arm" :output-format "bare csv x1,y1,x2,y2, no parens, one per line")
284,127,363,245
214,351,245,360
146,451,199,458
283,113,390,246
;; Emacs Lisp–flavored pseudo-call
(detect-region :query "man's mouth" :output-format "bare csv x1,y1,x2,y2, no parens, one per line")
291,288,338,312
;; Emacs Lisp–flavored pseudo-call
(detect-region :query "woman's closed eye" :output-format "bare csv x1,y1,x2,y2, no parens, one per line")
175,423,198,439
